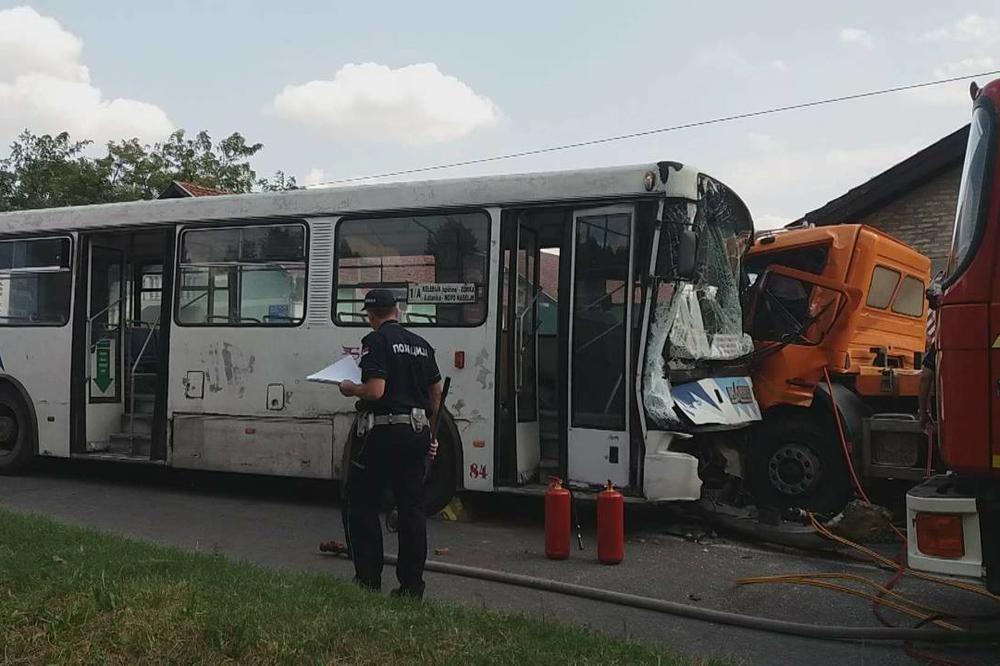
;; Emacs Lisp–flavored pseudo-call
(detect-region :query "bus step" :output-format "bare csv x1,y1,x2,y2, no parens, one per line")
131,372,158,393
120,413,152,436
129,393,156,414
108,433,151,457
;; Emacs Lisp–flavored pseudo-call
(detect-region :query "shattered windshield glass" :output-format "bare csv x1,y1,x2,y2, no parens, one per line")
643,177,754,425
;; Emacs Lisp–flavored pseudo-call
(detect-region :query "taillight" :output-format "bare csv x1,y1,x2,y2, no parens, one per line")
914,513,965,559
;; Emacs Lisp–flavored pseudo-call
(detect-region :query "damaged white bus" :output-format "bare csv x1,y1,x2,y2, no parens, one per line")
0,162,759,514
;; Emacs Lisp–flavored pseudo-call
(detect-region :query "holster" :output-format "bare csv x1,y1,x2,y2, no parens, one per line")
356,411,374,438
409,407,429,433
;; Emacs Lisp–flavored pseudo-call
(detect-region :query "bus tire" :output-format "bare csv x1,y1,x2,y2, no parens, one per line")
749,410,853,515
0,383,35,475
425,418,458,517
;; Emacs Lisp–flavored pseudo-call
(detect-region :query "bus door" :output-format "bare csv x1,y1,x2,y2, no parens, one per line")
567,205,634,487
512,221,541,482
84,243,125,452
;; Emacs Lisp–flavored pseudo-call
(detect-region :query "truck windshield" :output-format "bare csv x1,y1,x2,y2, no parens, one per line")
946,104,995,284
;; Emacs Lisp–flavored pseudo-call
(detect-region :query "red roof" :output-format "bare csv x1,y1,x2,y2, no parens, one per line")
157,180,230,199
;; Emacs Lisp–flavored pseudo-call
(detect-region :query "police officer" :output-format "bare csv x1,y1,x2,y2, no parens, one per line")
338,288,443,599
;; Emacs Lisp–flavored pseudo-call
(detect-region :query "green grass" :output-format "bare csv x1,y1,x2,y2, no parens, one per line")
0,508,707,665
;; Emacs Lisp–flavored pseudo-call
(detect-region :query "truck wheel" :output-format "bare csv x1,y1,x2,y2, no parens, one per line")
750,413,853,515
424,427,457,517
0,385,34,475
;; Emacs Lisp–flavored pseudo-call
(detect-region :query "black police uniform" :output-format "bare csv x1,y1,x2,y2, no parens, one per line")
348,314,441,597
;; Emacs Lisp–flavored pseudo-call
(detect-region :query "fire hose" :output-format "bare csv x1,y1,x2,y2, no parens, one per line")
318,544,998,644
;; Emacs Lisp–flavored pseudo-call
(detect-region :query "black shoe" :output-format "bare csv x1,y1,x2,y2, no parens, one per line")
353,576,381,593
390,586,424,600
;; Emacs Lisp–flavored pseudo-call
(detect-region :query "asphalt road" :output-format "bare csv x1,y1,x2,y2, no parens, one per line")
1,460,997,666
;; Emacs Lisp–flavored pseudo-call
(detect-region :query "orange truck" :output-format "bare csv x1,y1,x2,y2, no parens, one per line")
743,223,932,513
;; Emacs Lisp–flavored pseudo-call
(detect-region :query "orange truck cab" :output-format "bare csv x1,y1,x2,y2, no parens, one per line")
743,223,932,513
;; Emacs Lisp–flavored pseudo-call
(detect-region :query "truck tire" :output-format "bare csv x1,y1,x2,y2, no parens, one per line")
0,384,34,475
750,412,853,515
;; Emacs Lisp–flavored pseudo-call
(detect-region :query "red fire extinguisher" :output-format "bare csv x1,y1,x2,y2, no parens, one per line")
597,480,624,565
545,477,571,560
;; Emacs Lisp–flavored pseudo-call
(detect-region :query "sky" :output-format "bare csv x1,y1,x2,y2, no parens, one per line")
1,2,999,228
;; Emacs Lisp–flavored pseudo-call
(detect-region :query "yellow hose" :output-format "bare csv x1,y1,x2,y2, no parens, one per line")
736,576,962,631
739,572,947,616
808,513,1000,603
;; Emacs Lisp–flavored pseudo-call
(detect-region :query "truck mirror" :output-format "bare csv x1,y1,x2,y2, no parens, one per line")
677,229,698,280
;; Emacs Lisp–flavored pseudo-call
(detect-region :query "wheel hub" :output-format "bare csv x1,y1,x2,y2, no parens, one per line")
767,443,822,497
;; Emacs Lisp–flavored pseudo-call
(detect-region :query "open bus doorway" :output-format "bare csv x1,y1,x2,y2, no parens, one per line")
72,229,173,462
496,204,637,491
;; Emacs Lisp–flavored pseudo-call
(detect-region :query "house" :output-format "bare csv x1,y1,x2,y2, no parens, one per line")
795,125,968,273
156,180,230,199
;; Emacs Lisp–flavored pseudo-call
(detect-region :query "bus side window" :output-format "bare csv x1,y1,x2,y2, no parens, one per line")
0,237,73,326
333,211,490,326
176,223,307,326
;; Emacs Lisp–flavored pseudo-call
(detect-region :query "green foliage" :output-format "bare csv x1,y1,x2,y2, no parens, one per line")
0,129,291,212
0,508,701,666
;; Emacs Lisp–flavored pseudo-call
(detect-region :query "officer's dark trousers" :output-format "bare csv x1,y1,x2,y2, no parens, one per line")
348,423,429,595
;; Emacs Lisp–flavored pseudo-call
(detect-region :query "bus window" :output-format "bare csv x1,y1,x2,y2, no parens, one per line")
0,237,72,326
891,276,925,317
176,223,306,326
334,212,490,326
866,266,900,309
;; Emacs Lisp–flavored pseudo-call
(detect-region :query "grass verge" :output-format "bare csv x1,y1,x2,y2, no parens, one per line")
0,508,706,665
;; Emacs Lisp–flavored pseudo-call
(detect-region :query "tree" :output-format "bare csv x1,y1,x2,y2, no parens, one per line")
0,132,113,211
0,129,293,212
258,170,298,192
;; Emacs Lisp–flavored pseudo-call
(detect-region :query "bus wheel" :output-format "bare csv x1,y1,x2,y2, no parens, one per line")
0,385,34,475
424,429,457,517
749,413,853,515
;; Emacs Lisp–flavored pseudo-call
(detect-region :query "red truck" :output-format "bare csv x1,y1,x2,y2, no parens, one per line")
906,79,1000,593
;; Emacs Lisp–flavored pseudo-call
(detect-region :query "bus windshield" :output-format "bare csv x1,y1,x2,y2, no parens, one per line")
946,104,995,284
646,178,755,370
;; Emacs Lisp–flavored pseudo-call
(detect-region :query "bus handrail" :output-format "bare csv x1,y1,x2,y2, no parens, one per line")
88,296,124,325
129,309,161,454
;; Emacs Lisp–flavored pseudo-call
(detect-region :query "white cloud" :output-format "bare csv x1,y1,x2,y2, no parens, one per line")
303,167,326,187
922,14,1000,46
0,6,173,145
907,56,997,106
769,59,789,73
272,62,500,146
721,133,918,220
839,28,874,49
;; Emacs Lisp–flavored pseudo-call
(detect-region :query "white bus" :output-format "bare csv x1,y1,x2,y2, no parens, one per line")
0,162,761,513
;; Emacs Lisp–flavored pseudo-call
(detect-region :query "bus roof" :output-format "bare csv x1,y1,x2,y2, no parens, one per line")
0,161,725,235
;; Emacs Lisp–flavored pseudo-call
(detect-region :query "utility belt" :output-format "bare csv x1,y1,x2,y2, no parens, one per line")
356,408,428,438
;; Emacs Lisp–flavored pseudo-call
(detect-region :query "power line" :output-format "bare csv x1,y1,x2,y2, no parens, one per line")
308,69,1000,187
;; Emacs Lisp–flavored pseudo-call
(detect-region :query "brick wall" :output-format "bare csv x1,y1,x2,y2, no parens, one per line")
856,165,962,274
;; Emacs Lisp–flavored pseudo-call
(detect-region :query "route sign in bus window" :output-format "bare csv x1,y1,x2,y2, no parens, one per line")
334,212,490,326
177,223,306,326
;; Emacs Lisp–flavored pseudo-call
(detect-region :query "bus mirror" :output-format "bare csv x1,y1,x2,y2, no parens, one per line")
676,229,697,279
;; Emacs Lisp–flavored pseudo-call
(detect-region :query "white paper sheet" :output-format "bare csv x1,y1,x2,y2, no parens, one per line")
306,355,362,385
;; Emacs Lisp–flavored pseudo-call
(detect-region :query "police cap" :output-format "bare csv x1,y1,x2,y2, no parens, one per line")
361,288,397,311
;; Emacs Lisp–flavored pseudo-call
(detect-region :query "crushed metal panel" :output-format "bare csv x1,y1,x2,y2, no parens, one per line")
171,414,333,478
671,377,761,426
